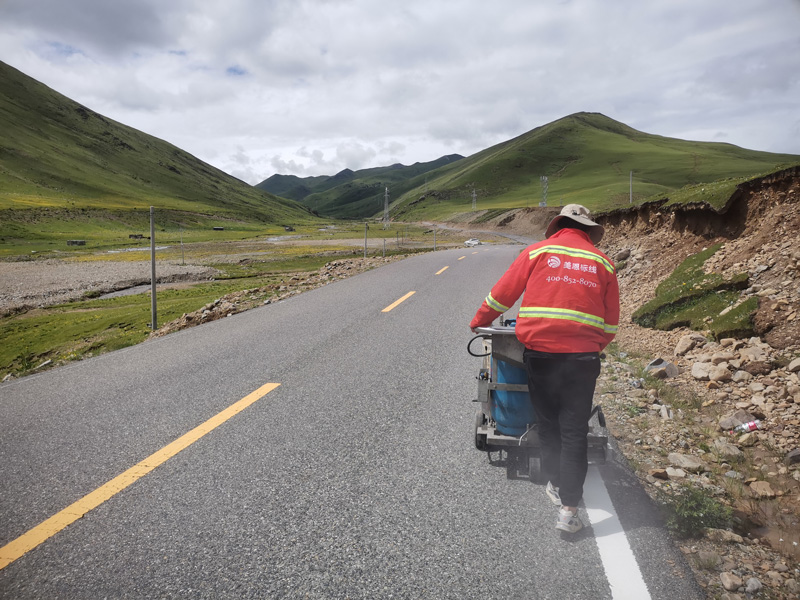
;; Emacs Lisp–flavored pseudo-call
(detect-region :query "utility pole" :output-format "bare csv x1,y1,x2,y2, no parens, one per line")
541,176,548,206
471,187,477,210
630,171,633,204
383,186,390,229
150,206,157,330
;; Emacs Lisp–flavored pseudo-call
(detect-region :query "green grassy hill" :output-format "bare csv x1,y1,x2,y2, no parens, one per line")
388,112,800,220
0,61,316,254
257,155,464,219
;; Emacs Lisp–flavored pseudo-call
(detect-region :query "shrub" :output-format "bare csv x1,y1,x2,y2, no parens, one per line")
658,484,732,539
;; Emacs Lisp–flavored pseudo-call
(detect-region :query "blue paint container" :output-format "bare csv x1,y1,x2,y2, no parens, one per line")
492,359,536,436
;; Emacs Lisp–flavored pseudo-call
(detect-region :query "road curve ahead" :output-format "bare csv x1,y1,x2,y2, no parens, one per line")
0,245,704,599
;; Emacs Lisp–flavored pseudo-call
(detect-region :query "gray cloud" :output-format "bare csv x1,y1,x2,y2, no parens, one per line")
1,0,798,184
1,0,175,56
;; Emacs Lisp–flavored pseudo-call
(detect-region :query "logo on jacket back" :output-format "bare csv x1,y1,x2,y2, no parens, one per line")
547,256,561,268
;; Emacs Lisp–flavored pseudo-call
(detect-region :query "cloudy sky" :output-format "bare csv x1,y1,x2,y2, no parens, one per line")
1,0,799,185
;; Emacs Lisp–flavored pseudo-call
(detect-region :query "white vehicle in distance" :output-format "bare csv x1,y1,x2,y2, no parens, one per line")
464,238,482,247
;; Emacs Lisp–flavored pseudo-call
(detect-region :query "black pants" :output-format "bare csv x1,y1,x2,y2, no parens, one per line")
523,349,601,507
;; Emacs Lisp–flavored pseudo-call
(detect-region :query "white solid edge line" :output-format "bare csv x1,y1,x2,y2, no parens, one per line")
584,467,652,600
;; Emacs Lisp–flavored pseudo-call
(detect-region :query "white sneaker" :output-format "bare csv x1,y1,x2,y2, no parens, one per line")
545,481,562,506
556,508,583,533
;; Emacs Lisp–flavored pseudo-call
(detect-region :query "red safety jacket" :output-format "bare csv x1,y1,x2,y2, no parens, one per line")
470,228,620,353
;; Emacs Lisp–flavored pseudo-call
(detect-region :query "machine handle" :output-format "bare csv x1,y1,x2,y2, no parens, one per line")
467,334,491,357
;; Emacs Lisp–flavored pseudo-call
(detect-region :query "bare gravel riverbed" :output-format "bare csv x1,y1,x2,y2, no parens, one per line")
0,259,217,314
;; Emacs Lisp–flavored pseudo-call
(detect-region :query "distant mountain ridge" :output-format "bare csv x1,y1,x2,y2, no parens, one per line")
258,112,799,221
256,154,464,219
386,112,800,220
0,60,313,232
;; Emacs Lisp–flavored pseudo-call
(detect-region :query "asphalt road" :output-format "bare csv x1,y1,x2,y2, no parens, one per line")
0,245,704,599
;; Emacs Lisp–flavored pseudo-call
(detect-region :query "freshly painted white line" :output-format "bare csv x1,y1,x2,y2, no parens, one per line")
584,467,651,600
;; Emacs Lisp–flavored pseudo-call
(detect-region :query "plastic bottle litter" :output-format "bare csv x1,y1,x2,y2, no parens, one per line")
730,420,761,434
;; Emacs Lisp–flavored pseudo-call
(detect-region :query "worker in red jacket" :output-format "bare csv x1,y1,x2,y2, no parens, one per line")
470,204,619,533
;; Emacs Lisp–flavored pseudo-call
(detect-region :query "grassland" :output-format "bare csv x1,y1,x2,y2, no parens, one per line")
0,222,473,378
0,254,327,376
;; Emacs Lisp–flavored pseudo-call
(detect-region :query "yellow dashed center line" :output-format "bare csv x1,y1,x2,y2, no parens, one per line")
435,266,449,275
0,382,281,570
382,291,416,312
458,256,466,260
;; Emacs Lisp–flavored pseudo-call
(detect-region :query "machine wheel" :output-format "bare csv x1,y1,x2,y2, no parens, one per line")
474,410,488,451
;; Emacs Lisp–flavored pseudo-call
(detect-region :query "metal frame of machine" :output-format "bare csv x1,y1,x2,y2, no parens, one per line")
469,324,608,481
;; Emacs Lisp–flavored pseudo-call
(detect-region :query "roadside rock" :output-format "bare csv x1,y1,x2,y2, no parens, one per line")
668,453,707,473
648,468,669,480
744,360,773,376
614,248,632,262
709,365,733,382
676,334,707,357
749,481,777,498
721,572,742,592
745,578,763,594
706,529,744,544
645,357,679,378
785,579,800,594
713,438,743,458
692,362,713,381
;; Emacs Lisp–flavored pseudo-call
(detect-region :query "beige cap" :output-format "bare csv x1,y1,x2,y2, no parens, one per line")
545,204,604,244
